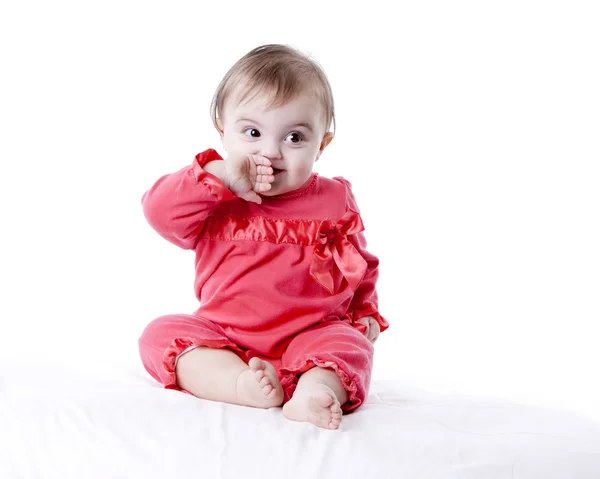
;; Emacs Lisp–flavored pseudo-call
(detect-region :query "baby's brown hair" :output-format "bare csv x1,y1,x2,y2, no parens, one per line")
211,44,336,135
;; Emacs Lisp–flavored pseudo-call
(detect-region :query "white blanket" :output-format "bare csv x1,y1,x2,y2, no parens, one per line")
1,362,599,479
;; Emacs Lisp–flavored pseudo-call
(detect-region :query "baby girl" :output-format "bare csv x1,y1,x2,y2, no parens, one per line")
139,44,389,429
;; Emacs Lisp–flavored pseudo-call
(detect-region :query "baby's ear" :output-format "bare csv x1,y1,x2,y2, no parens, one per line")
216,118,224,137
316,132,334,161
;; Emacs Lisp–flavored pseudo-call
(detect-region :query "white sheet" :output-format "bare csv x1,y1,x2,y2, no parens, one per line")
1,362,599,479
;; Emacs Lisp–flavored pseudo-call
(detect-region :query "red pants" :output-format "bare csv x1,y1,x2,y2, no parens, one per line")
138,314,374,412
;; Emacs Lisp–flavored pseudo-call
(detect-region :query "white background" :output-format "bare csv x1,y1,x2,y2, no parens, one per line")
1,1,598,421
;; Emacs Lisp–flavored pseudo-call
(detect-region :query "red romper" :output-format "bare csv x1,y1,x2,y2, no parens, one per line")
138,149,389,412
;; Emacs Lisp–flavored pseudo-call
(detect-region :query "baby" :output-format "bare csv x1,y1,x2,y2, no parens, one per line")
139,44,389,430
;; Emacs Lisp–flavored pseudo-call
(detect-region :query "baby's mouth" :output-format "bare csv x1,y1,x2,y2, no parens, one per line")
272,168,284,175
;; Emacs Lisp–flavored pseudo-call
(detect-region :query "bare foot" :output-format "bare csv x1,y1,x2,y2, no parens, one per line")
282,384,343,429
235,357,284,408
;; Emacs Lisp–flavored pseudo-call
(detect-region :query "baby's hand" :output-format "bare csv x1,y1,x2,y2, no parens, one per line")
355,316,380,343
224,154,275,204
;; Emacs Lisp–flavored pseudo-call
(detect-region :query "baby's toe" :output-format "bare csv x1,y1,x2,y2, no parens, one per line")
316,394,334,409
255,369,266,382
263,384,274,396
249,357,264,371
258,376,271,388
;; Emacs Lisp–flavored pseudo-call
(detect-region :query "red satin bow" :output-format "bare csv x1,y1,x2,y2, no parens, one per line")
309,209,368,294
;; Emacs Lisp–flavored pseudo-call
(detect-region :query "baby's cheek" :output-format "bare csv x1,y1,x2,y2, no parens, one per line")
230,145,250,157
223,137,255,157
299,158,316,175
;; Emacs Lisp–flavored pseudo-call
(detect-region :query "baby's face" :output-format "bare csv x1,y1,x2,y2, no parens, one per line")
219,87,332,196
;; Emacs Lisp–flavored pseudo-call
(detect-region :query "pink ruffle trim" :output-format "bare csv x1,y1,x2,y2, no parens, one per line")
191,149,237,202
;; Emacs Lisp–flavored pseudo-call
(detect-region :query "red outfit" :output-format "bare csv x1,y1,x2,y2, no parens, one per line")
138,149,388,411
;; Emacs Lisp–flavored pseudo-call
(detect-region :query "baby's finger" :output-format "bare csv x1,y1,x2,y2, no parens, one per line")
256,165,273,176
368,318,380,343
367,327,376,342
254,180,273,192
255,173,274,184
249,155,272,167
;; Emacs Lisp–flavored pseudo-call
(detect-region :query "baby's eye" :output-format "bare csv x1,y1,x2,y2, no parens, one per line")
243,128,261,138
285,132,304,144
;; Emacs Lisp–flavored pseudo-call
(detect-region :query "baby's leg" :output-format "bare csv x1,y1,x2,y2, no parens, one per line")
176,347,284,408
138,313,283,408
280,321,374,429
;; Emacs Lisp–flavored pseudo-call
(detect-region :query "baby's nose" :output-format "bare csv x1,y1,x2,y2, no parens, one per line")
259,141,282,160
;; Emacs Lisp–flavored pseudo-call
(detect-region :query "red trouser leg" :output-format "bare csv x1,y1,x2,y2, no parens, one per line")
279,321,374,413
138,314,246,390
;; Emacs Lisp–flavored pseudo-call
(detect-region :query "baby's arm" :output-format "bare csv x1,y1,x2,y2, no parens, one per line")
346,230,389,333
334,177,389,334
142,149,237,249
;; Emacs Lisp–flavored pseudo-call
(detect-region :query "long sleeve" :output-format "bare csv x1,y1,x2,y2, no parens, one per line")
142,149,237,250
333,177,389,333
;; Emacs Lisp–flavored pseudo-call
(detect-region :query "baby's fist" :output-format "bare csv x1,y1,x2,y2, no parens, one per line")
355,316,380,343
225,154,274,204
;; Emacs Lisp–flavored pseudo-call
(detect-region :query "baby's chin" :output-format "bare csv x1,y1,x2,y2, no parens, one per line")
259,173,314,197
260,187,290,197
